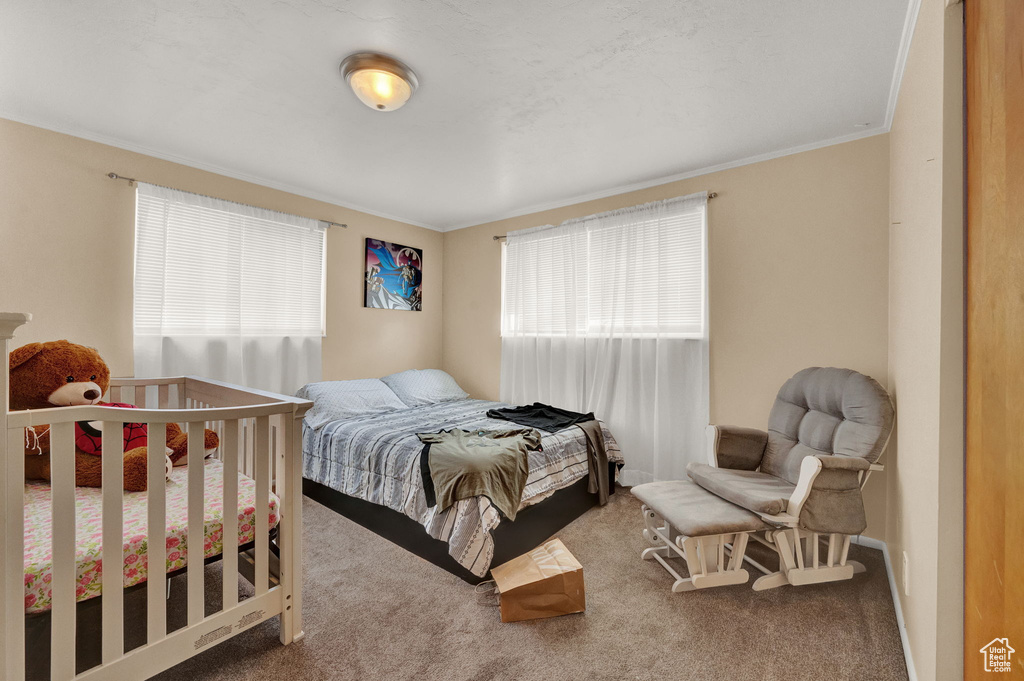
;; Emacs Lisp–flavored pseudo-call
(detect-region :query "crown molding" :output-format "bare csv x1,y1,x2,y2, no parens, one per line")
439,126,890,232
0,110,443,232
884,0,922,131
4,108,893,236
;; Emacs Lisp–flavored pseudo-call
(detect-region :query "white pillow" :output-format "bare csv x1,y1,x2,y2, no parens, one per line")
380,369,469,408
296,379,408,429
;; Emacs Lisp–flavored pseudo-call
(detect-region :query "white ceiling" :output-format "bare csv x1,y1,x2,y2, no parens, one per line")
0,0,911,231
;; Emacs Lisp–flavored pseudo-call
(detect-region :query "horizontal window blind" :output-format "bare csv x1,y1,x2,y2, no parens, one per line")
502,193,707,338
134,183,326,337
502,228,584,336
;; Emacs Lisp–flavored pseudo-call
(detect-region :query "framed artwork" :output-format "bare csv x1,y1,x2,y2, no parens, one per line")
364,238,423,311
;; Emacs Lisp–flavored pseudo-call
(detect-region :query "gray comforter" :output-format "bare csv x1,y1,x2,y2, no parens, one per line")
302,399,622,576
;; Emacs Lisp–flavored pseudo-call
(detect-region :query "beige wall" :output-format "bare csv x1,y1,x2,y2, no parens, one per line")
442,134,892,538
0,118,443,382
886,1,965,679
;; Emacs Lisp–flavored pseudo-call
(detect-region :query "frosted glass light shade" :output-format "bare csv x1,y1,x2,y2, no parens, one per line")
349,69,412,111
340,53,418,112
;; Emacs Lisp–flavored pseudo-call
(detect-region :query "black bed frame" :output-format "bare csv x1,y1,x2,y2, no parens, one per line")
302,462,617,584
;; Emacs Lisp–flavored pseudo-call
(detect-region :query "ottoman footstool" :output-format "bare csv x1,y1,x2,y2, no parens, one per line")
631,480,770,592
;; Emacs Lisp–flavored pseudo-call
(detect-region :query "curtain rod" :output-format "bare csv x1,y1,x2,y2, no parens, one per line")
106,172,348,229
492,192,717,241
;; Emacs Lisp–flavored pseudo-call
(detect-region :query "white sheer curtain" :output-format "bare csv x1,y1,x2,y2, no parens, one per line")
501,192,709,485
134,183,325,395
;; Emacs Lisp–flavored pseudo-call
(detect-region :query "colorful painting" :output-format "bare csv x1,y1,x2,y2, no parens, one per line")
364,238,423,311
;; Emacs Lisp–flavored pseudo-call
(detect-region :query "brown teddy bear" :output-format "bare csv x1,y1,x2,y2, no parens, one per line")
10,340,219,491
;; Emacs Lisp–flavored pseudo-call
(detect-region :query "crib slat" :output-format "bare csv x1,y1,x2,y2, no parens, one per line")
222,420,240,610
147,422,167,644
289,410,304,639
255,415,270,596
186,421,205,625
243,420,253,478
241,421,248,478
279,412,304,643
101,422,125,663
272,424,280,494
274,416,287,638
3,428,26,681
49,422,77,681
158,384,170,409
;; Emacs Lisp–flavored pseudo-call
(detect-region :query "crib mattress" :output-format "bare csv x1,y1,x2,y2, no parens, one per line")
23,459,280,614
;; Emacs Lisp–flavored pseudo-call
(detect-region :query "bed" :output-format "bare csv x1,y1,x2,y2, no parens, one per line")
299,372,622,582
1,311,311,681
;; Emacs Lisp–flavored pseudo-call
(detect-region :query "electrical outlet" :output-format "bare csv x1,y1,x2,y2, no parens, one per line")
902,551,910,596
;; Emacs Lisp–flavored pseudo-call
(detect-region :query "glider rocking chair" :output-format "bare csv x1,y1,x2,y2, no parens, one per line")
632,367,894,592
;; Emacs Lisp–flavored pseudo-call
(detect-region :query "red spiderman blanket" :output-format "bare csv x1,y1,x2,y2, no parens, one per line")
74,402,148,455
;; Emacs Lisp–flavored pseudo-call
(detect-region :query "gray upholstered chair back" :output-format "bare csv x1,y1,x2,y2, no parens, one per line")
760,367,895,485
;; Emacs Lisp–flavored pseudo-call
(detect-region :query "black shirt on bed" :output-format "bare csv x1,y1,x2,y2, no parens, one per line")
485,402,595,433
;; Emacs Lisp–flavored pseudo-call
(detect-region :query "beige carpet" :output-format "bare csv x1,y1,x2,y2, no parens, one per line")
152,490,909,681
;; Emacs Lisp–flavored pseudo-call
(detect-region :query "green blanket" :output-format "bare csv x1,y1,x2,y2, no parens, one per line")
417,428,542,520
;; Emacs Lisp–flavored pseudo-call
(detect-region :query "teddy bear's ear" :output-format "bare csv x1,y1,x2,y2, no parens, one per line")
9,343,44,370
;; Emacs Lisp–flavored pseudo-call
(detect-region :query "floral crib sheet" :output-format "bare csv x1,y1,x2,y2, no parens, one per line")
24,459,280,614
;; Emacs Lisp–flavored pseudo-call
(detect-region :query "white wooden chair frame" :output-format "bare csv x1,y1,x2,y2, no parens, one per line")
640,505,752,592
1,313,312,681
705,425,885,592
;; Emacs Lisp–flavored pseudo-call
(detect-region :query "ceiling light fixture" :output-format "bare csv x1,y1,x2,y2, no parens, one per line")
340,52,418,112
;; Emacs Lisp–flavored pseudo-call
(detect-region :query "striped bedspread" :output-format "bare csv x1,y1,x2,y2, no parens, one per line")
302,399,621,577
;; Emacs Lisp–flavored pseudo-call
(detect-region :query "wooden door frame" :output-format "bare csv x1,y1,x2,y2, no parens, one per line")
964,1,1024,678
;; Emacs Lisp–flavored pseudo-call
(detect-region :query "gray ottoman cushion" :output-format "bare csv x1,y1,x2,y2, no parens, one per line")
631,480,770,537
686,462,796,515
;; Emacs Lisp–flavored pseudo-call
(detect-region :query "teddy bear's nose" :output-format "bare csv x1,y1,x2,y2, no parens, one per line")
83,389,100,400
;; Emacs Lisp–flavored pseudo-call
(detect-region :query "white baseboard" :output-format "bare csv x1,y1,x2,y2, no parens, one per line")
851,536,917,681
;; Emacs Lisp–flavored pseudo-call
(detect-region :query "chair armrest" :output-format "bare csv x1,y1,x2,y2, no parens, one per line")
785,455,870,535
815,455,871,472
787,455,868,514
706,425,768,470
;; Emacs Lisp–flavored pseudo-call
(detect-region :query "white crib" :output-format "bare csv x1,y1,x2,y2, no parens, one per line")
1,313,311,681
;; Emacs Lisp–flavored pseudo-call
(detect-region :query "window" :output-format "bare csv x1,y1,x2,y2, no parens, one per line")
133,183,326,393
501,193,706,338
134,184,325,338
499,192,710,485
